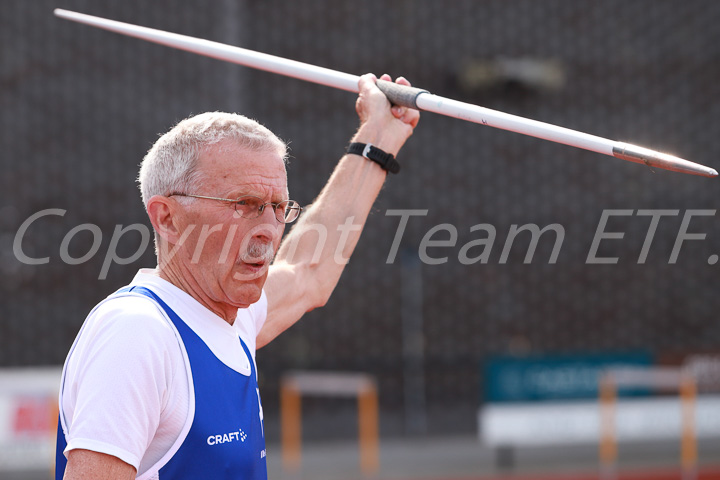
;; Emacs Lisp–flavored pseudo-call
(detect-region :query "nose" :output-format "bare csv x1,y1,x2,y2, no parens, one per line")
248,218,283,245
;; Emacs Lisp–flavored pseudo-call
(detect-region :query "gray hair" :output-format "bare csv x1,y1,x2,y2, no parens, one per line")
138,111,287,207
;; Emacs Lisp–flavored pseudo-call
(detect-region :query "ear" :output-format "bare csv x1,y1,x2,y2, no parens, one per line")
147,195,183,245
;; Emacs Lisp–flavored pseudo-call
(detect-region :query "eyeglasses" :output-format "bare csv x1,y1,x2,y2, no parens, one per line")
170,193,303,224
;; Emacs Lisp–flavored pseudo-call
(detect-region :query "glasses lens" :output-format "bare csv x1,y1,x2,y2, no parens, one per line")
234,196,264,219
234,197,300,223
279,201,301,223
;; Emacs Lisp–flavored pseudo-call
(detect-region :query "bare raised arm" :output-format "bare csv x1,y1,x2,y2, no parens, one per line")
258,74,420,348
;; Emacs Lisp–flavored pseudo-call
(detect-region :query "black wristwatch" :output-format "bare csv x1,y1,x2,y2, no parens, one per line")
346,142,400,174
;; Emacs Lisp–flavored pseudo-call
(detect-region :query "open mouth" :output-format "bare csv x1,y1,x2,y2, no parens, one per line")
233,261,268,281
242,259,268,270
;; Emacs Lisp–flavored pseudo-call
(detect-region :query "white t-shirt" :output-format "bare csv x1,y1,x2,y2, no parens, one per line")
58,269,268,478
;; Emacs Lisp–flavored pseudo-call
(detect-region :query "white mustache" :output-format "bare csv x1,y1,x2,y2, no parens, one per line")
240,241,275,265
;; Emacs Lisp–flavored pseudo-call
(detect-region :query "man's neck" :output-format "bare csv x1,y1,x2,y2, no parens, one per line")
154,263,238,325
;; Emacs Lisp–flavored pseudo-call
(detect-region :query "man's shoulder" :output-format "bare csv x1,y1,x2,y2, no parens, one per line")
94,290,166,319
82,291,177,342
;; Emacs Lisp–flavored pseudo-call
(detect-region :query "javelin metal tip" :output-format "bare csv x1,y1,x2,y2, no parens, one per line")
613,143,716,178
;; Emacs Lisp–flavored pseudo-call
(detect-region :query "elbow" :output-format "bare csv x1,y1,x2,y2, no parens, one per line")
306,285,331,311
302,267,335,311
283,259,342,314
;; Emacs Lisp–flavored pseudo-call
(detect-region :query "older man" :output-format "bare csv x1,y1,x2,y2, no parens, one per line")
56,73,419,480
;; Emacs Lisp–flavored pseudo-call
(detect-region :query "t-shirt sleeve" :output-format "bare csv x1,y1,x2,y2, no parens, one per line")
61,295,181,469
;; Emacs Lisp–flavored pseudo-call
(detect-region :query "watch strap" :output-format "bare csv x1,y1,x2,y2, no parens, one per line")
347,142,400,174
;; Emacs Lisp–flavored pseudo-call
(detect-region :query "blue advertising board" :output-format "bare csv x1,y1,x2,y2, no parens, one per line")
484,352,654,402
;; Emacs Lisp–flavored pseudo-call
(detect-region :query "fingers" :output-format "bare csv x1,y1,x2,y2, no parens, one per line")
385,76,409,119
393,105,420,127
357,73,378,93
357,72,421,127
359,73,411,94
388,76,419,125
404,107,421,128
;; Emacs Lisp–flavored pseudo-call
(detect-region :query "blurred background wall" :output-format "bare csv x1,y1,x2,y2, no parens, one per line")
2,0,720,451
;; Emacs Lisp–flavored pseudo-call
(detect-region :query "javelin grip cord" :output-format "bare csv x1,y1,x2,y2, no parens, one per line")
375,80,429,109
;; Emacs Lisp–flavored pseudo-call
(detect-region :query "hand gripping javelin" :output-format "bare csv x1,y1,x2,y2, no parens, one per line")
54,8,717,178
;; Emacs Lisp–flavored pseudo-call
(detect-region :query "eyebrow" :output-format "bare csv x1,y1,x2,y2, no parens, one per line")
225,191,290,203
219,187,260,198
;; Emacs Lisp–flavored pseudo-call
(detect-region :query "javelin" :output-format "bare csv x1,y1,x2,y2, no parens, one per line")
54,9,716,178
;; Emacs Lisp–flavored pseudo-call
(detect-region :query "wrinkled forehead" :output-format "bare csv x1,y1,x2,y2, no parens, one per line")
197,140,288,196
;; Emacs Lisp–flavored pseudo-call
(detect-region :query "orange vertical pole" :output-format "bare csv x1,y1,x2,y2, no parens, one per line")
599,374,617,480
680,375,697,480
358,385,379,475
281,383,302,472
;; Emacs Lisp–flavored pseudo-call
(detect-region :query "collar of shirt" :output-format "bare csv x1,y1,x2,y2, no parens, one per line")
128,268,253,376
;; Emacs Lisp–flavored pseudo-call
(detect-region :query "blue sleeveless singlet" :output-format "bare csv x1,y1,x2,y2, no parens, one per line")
56,286,267,479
